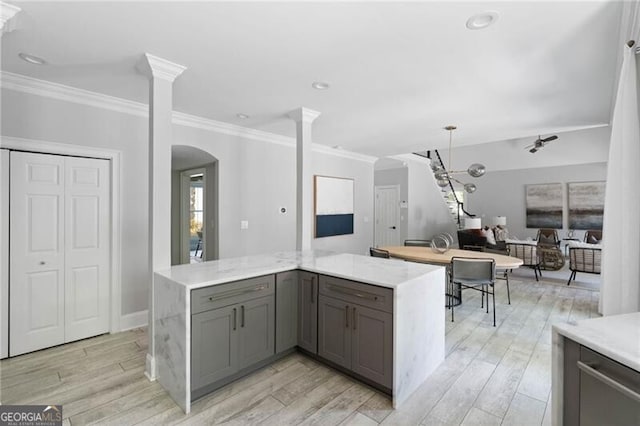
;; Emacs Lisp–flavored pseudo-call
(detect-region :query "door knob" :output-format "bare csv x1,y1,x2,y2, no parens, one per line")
389,226,396,229
39,261,45,265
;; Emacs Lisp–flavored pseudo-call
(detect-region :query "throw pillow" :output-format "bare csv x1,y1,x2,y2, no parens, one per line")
481,227,497,245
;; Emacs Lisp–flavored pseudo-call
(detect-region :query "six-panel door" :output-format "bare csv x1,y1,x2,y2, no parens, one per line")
9,152,110,356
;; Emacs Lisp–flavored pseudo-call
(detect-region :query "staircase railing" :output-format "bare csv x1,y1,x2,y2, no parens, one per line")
418,150,476,227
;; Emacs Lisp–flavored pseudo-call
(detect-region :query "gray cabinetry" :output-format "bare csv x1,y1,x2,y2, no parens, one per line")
318,295,351,369
275,271,298,353
563,338,640,425
191,305,239,391
317,275,393,389
298,271,318,353
191,275,275,394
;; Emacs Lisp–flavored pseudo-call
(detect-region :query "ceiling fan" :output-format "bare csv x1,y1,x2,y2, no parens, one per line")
526,135,558,153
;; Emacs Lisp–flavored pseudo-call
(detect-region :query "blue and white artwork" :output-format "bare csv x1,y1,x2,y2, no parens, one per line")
315,175,354,238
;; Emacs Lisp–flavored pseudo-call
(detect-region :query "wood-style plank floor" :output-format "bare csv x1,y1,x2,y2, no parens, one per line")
1,275,600,425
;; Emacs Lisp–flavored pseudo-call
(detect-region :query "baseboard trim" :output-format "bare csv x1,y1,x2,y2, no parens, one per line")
120,310,148,331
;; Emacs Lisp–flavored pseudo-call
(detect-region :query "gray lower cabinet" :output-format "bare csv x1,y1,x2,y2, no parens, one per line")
275,271,298,353
317,275,393,389
298,271,318,353
191,305,239,391
191,275,275,394
563,338,640,425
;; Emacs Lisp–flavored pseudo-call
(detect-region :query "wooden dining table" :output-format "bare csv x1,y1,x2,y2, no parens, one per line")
380,246,524,269
381,246,524,307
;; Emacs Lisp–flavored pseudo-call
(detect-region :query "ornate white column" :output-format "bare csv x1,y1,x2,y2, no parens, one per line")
138,53,186,379
288,107,321,250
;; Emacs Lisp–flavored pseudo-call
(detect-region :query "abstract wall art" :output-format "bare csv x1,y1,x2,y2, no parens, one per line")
568,181,605,230
525,183,563,229
314,175,354,238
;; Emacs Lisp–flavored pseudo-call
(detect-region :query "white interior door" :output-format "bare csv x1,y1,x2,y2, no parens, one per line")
375,185,400,247
10,152,110,356
10,152,66,355
64,156,110,342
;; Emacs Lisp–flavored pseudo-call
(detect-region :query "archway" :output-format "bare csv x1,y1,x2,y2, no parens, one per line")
171,145,219,264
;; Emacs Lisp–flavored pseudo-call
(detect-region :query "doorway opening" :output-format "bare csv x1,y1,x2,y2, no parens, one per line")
171,146,218,265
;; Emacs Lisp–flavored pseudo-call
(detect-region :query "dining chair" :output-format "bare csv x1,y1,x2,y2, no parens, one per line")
536,228,560,248
369,247,390,258
450,257,497,326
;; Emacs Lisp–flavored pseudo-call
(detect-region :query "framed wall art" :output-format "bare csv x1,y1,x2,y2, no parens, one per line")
525,183,563,229
314,175,354,238
568,181,605,230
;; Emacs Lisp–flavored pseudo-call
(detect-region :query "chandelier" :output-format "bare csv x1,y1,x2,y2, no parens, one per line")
431,125,486,193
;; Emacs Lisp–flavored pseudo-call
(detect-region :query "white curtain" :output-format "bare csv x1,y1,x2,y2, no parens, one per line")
600,3,640,316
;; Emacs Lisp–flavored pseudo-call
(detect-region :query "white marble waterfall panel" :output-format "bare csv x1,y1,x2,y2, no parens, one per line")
154,273,190,413
392,267,446,407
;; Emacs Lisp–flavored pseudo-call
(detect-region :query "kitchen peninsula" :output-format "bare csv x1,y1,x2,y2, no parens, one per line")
152,251,445,413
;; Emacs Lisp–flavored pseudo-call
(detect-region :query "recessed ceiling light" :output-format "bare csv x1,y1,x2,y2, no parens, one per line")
236,113,249,119
466,11,499,30
312,81,330,90
18,52,47,65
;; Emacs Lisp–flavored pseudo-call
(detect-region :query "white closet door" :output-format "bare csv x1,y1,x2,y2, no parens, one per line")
64,156,110,342
1,149,9,359
10,152,66,356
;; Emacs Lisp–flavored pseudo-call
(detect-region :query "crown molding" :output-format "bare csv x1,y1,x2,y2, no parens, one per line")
288,107,321,124
1,71,377,163
0,2,20,34
1,71,148,117
172,111,294,148
138,53,187,82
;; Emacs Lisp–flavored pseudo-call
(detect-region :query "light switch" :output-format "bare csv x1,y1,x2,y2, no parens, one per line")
241,220,249,229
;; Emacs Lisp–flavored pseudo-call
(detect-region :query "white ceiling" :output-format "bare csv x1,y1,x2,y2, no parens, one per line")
1,1,623,157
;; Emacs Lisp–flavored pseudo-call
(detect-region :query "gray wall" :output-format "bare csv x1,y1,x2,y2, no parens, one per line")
2,87,375,317
465,162,607,241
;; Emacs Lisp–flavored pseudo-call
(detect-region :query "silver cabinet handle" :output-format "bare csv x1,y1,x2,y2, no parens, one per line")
345,305,349,328
577,361,640,403
328,285,379,302
232,308,237,331
207,285,266,302
241,305,245,328
353,307,357,330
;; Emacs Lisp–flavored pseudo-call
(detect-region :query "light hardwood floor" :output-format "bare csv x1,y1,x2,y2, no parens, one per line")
1,274,599,425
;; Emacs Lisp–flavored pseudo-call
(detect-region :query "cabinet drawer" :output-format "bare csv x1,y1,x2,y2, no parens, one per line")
192,275,275,314
319,275,393,313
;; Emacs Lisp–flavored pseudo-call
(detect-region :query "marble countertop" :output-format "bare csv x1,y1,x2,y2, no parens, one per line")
553,312,640,371
155,250,443,290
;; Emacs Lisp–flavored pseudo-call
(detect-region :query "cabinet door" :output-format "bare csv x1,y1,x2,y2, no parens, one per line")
191,305,239,391
318,295,351,370
276,271,298,353
238,295,275,370
298,271,318,353
351,305,393,388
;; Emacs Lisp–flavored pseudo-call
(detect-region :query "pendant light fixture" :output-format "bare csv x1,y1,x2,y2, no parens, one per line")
431,125,486,193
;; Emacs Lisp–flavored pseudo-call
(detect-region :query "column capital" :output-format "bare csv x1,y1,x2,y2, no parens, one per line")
288,107,321,124
137,53,187,82
0,2,21,34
